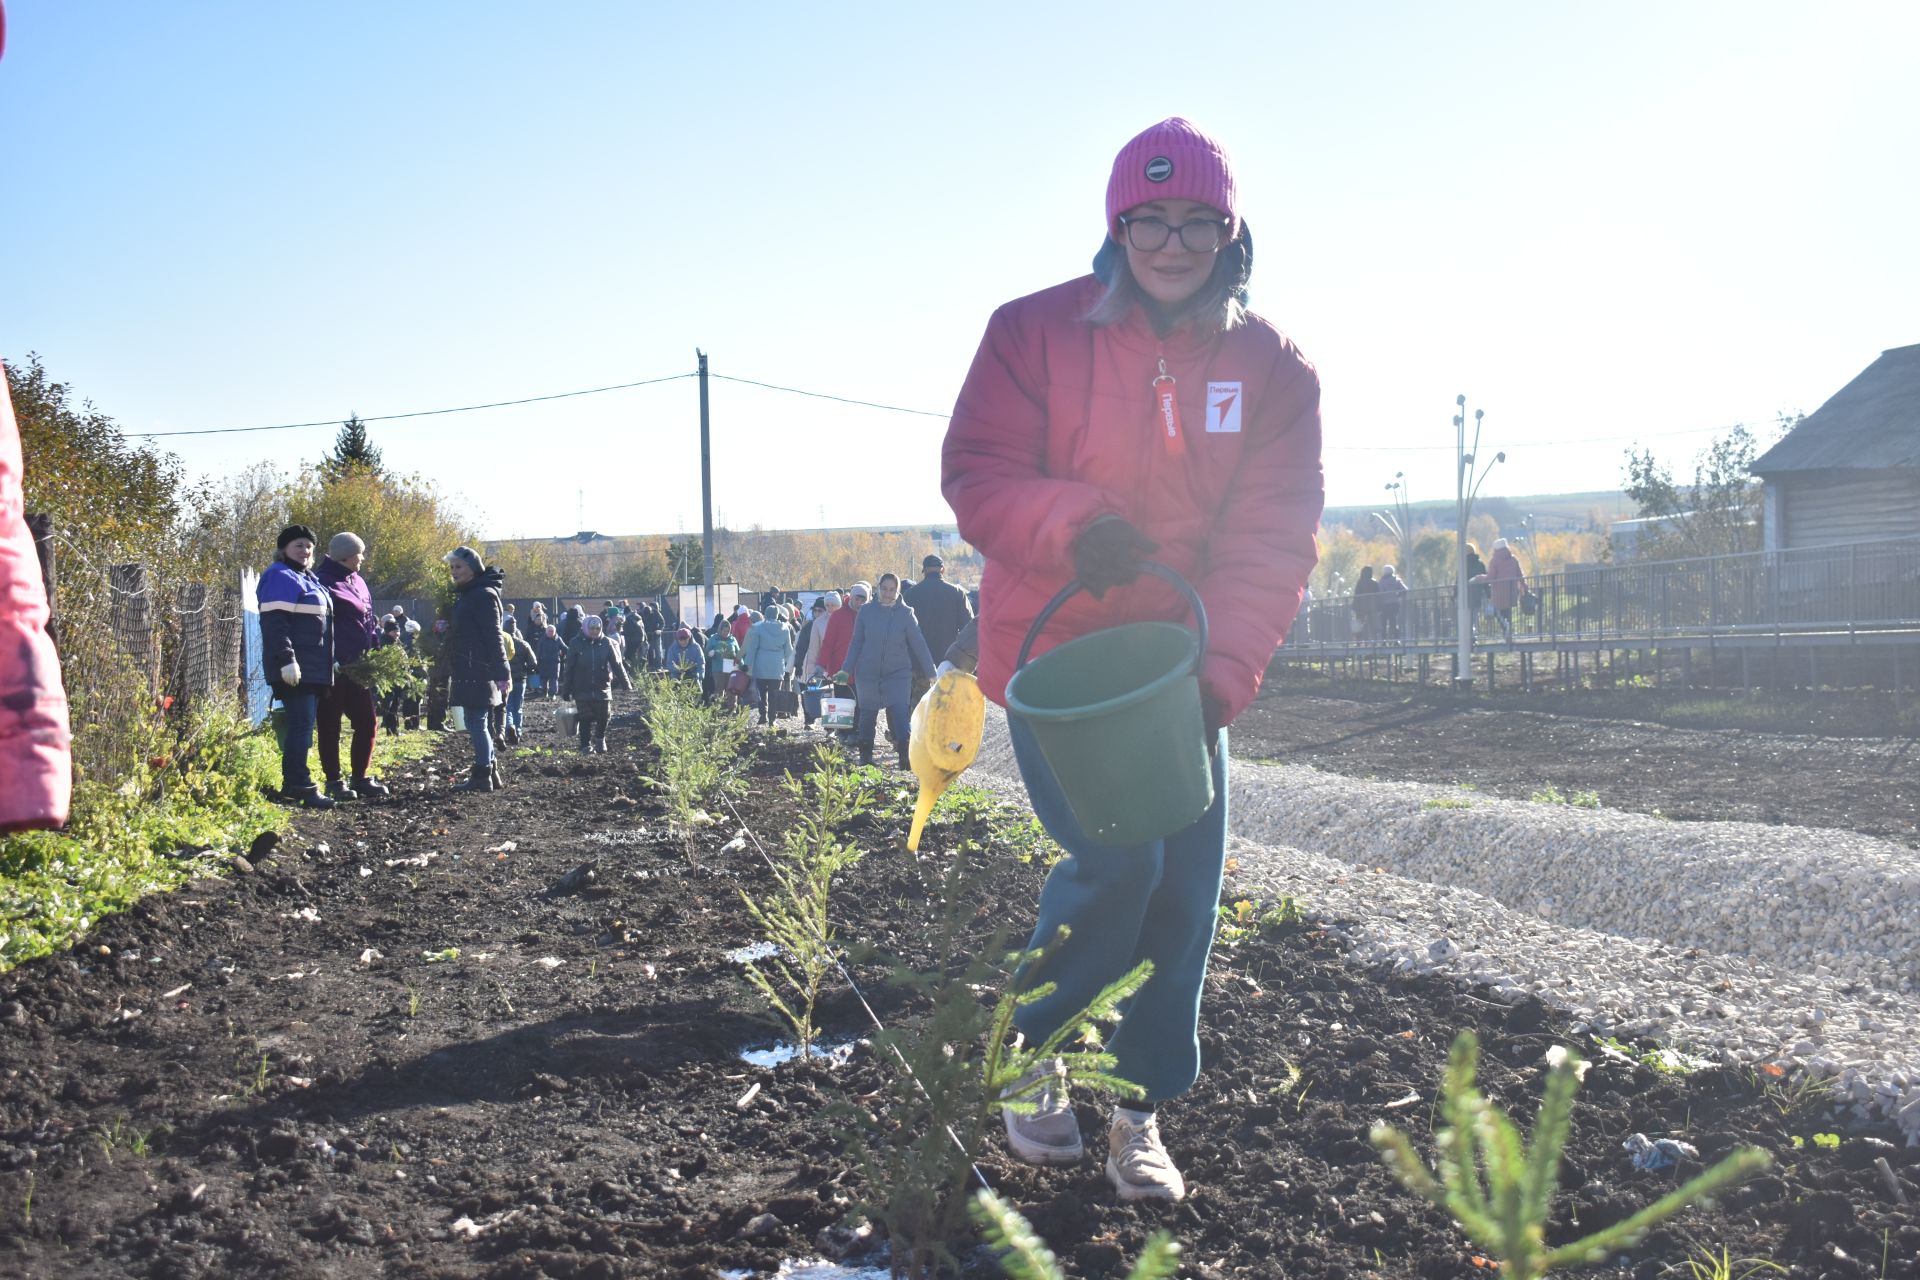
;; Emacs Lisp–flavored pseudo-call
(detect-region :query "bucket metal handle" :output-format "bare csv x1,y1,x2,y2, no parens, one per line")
1015,561,1209,672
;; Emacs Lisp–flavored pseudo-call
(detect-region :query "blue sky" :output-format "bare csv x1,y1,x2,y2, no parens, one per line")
4,1,1917,540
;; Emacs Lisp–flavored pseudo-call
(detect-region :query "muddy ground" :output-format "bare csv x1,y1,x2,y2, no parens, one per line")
1235,675,1920,846
1,695,1917,1279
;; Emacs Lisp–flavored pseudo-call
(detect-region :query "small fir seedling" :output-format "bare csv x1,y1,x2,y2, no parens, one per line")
1371,1031,1769,1280
840,848,1150,1279
737,749,870,1058
971,1188,1180,1280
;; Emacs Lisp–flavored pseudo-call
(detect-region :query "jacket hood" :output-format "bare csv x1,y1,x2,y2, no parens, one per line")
458,566,507,593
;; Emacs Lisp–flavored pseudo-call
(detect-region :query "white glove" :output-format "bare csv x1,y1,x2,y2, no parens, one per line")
280,660,302,685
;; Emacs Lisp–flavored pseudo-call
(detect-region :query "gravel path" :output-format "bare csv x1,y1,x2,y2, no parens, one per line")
961,706,1920,1143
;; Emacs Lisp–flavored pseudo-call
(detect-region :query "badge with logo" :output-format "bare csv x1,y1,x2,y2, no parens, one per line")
1144,156,1174,183
1206,382,1243,434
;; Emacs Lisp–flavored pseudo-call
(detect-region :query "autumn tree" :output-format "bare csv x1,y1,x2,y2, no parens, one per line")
1622,421,1789,560
283,465,473,597
7,352,187,557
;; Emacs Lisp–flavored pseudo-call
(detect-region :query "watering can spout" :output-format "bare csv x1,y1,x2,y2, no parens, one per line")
905,670,986,852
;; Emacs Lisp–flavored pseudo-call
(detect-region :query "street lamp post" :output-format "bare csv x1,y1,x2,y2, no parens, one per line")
1453,397,1506,684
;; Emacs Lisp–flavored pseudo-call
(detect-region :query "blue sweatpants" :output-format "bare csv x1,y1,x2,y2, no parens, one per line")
1009,716,1229,1104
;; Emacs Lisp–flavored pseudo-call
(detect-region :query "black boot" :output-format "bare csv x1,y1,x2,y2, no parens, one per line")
284,785,335,810
326,778,358,801
352,775,391,797
859,745,875,767
452,765,493,793
592,733,609,754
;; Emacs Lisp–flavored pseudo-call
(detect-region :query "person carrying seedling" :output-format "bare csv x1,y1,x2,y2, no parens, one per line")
942,117,1322,1201
562,613,630,753
662,625,705,684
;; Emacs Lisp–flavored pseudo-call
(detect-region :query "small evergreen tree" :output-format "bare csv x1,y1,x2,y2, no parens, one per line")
322,414,384,480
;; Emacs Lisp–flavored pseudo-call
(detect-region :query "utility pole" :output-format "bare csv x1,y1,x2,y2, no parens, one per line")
697,350,714,619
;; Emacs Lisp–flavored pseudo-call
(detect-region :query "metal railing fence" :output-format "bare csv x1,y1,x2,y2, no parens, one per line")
1290,536,1920,650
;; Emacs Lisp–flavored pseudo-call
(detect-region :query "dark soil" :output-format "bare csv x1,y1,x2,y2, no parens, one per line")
1234,676,1920,846
2,696,1917,1279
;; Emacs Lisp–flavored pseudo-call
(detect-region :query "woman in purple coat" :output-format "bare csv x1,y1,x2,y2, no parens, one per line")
315,532,390,799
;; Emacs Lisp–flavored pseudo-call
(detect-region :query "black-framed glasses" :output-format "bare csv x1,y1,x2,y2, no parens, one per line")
1117,215,1228,254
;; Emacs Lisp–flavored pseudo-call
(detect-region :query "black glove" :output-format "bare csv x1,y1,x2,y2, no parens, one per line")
1071,517,1159,599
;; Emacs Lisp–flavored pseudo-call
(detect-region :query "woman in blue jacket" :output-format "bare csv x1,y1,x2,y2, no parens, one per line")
257,524,336,808
835,572,934,768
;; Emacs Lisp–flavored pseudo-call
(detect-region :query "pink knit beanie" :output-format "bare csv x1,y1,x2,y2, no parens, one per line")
1105,117,1238,241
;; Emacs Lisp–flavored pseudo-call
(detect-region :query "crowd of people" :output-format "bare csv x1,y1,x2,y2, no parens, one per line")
256,527,984,804
1344,539,1531,644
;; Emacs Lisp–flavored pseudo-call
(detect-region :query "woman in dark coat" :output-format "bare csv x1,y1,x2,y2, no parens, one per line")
1351,566,1380,642
444,546,510,792
257,524,336,808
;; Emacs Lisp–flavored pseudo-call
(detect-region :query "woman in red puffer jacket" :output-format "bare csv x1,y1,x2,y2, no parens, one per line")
942,118,1322,1202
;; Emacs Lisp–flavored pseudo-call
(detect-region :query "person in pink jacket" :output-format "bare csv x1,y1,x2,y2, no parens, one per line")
1485,538,1528,642
0,353,75,832
943,118,1323,1200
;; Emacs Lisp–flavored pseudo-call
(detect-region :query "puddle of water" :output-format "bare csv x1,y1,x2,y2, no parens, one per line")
737,1038,857,1069
726,941,780,964
720,1259,891,1280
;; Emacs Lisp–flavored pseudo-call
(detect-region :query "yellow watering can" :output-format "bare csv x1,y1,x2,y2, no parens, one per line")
906,669,986,851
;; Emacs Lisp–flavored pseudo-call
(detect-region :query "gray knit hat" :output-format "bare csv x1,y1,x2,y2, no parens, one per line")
443,545,485,574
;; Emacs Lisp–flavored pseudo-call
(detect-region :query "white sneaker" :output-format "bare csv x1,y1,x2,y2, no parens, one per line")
999,1058,1083,1166
1106,1106,1185,1201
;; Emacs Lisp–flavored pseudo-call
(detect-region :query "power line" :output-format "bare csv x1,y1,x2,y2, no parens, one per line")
124,361,1794,457
706,372,950,419
131,371,698,438
1323,414,1796,453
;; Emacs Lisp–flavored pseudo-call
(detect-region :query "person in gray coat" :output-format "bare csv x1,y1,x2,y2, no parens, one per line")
834,572,935,768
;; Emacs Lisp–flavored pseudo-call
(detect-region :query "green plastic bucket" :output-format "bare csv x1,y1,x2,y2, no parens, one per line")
1004,562,1213,846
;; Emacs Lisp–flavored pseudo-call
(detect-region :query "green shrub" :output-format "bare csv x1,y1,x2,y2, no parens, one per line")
641,676,754,831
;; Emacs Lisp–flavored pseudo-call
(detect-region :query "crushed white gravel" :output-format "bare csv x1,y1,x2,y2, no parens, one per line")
960,706,1920,1144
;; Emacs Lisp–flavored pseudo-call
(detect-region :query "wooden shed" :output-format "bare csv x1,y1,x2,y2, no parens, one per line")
1751,343,1920,551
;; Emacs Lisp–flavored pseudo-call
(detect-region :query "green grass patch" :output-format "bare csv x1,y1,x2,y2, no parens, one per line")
300,715,440,784
0,704,441,974
1528,785,1602,809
